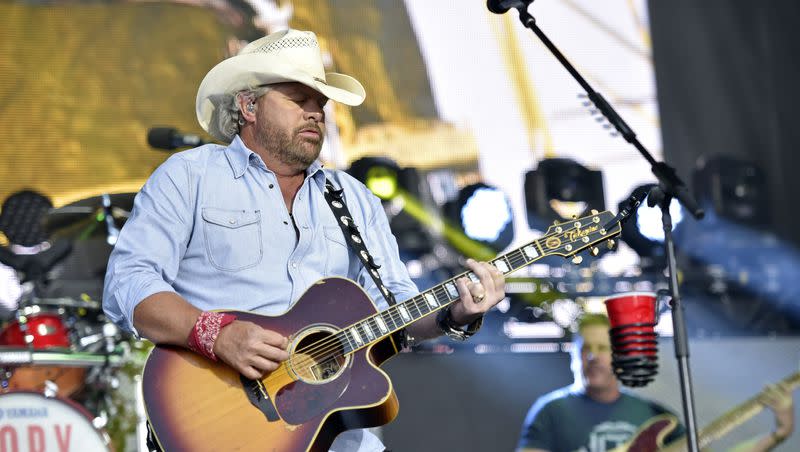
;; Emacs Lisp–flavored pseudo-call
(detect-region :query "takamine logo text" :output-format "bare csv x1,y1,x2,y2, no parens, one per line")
565,224,599,242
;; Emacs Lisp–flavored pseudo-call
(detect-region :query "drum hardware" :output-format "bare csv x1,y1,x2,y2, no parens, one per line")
43,379,58,398
0,347,127,367
0,191,138,451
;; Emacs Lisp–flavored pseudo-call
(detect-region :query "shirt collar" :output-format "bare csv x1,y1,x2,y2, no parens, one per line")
224,135,255,179
224,135,328,184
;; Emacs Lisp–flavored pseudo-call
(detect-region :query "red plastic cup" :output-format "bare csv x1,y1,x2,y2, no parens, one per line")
604,292,658,356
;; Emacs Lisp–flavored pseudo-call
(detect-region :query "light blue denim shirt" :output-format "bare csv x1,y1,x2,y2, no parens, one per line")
103,135,418,330
103,135,418,452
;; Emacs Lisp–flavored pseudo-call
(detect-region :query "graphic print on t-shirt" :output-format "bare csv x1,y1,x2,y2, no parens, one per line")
576,420,638,452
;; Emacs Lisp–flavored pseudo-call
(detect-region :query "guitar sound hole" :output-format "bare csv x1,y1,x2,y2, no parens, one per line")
291,329,348,384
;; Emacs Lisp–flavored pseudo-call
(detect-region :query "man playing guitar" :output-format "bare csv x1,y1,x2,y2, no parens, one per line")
103,29,505,452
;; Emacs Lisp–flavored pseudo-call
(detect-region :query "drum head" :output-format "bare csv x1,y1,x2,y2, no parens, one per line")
0,391,110,451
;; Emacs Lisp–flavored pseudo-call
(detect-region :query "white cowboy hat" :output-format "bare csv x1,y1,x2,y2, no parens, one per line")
196,29,366,142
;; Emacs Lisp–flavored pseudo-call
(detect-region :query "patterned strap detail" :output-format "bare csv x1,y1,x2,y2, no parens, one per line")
323,179,397,307
187,312,237,361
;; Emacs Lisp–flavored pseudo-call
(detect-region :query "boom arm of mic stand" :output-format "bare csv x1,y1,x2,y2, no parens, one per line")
510,5,703,220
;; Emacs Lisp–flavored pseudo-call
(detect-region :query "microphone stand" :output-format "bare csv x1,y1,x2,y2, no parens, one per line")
497,3,705,451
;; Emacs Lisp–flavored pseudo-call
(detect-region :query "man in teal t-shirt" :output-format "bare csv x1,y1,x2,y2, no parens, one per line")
517,314,794,452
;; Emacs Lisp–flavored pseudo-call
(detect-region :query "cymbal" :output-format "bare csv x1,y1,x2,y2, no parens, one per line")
44,193,136,235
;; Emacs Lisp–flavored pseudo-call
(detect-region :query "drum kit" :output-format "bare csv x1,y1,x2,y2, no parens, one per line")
0,191,142,451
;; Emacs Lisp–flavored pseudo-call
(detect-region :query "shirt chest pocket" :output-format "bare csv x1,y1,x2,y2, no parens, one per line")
202,208,262,271
323,225,352,276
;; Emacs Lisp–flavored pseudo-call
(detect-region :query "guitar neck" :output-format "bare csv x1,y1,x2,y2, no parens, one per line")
334,211,619,354
695,371,800,449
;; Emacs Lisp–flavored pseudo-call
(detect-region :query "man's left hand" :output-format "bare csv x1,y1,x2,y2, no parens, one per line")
449,258,505,325
760,381,795,442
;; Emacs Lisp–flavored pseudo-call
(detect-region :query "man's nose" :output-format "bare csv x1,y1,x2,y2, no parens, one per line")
303,102,324,122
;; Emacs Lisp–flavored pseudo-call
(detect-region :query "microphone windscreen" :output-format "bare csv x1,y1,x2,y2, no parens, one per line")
147,127,177,150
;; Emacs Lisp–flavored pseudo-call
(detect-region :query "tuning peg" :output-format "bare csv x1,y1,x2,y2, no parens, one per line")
552,220,560,226
571,255,583,265
590,209,599,215
607,239,616,250
590,247,600,256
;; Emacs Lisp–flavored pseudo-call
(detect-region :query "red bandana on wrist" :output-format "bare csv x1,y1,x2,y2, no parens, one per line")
187,311,237,361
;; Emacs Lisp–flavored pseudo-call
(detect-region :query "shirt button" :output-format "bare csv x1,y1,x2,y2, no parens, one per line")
269,184,274,189
228,219,236,224
291,262,298,269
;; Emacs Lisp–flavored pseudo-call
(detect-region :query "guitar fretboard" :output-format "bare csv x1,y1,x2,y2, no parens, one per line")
334,239,549,354
324,210,617,356
696,371,800,449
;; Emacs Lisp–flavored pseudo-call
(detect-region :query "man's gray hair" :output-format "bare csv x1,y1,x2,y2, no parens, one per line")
211,85,272,143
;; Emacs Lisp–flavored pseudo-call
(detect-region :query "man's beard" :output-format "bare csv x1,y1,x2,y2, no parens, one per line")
254,118,323,169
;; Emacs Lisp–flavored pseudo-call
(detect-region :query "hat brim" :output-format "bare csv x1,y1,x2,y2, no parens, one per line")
196,53,365,142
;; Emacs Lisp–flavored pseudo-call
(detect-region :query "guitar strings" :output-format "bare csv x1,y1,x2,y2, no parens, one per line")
271,221,603,382
286,241,540,364
279,221,603,377
262,220,609,385
283,255,513,371
261,245,575,386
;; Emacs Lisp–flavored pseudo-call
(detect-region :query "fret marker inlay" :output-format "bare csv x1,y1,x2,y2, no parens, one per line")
424,293,438,308
493,260,509,273
350,328,363,345
362,323,375,340
445,282,459,299
375,316,388,333
398,305,411,322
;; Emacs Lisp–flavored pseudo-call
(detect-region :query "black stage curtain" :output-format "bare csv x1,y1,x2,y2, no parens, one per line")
648,0,800,247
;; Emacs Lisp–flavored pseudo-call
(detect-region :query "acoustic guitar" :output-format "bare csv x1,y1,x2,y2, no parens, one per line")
613,371,800,452
142,211,621,451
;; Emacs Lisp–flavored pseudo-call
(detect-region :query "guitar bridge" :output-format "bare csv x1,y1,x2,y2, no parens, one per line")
240,375,280,422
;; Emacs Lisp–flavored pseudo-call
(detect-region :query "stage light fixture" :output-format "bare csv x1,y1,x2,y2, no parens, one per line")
693,155,769,226
347,157,438,256
347,157,401,201
444,183,515,254
524,158,605,230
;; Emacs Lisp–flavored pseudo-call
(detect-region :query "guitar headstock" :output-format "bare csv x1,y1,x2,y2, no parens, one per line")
542,210,621,261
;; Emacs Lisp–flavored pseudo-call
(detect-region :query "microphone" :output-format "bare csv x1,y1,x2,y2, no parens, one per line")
486,0,531,14
147,127,206,151
605,293,659,387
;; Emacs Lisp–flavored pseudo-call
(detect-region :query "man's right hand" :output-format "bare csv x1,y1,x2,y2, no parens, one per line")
213,320,290,380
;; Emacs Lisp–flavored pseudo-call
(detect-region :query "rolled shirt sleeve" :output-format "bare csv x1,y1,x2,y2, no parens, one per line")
102,155,194,334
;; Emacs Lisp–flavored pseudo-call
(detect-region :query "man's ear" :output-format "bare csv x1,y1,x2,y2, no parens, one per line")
237,95,258,124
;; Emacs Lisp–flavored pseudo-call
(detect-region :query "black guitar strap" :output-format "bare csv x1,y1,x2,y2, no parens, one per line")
323,178,399,309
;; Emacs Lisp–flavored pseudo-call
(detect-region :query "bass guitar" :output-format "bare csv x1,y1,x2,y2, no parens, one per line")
614,371,800,451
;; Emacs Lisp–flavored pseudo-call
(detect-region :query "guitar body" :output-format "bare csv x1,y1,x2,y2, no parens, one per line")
622,414,679,452
142,278,401,452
